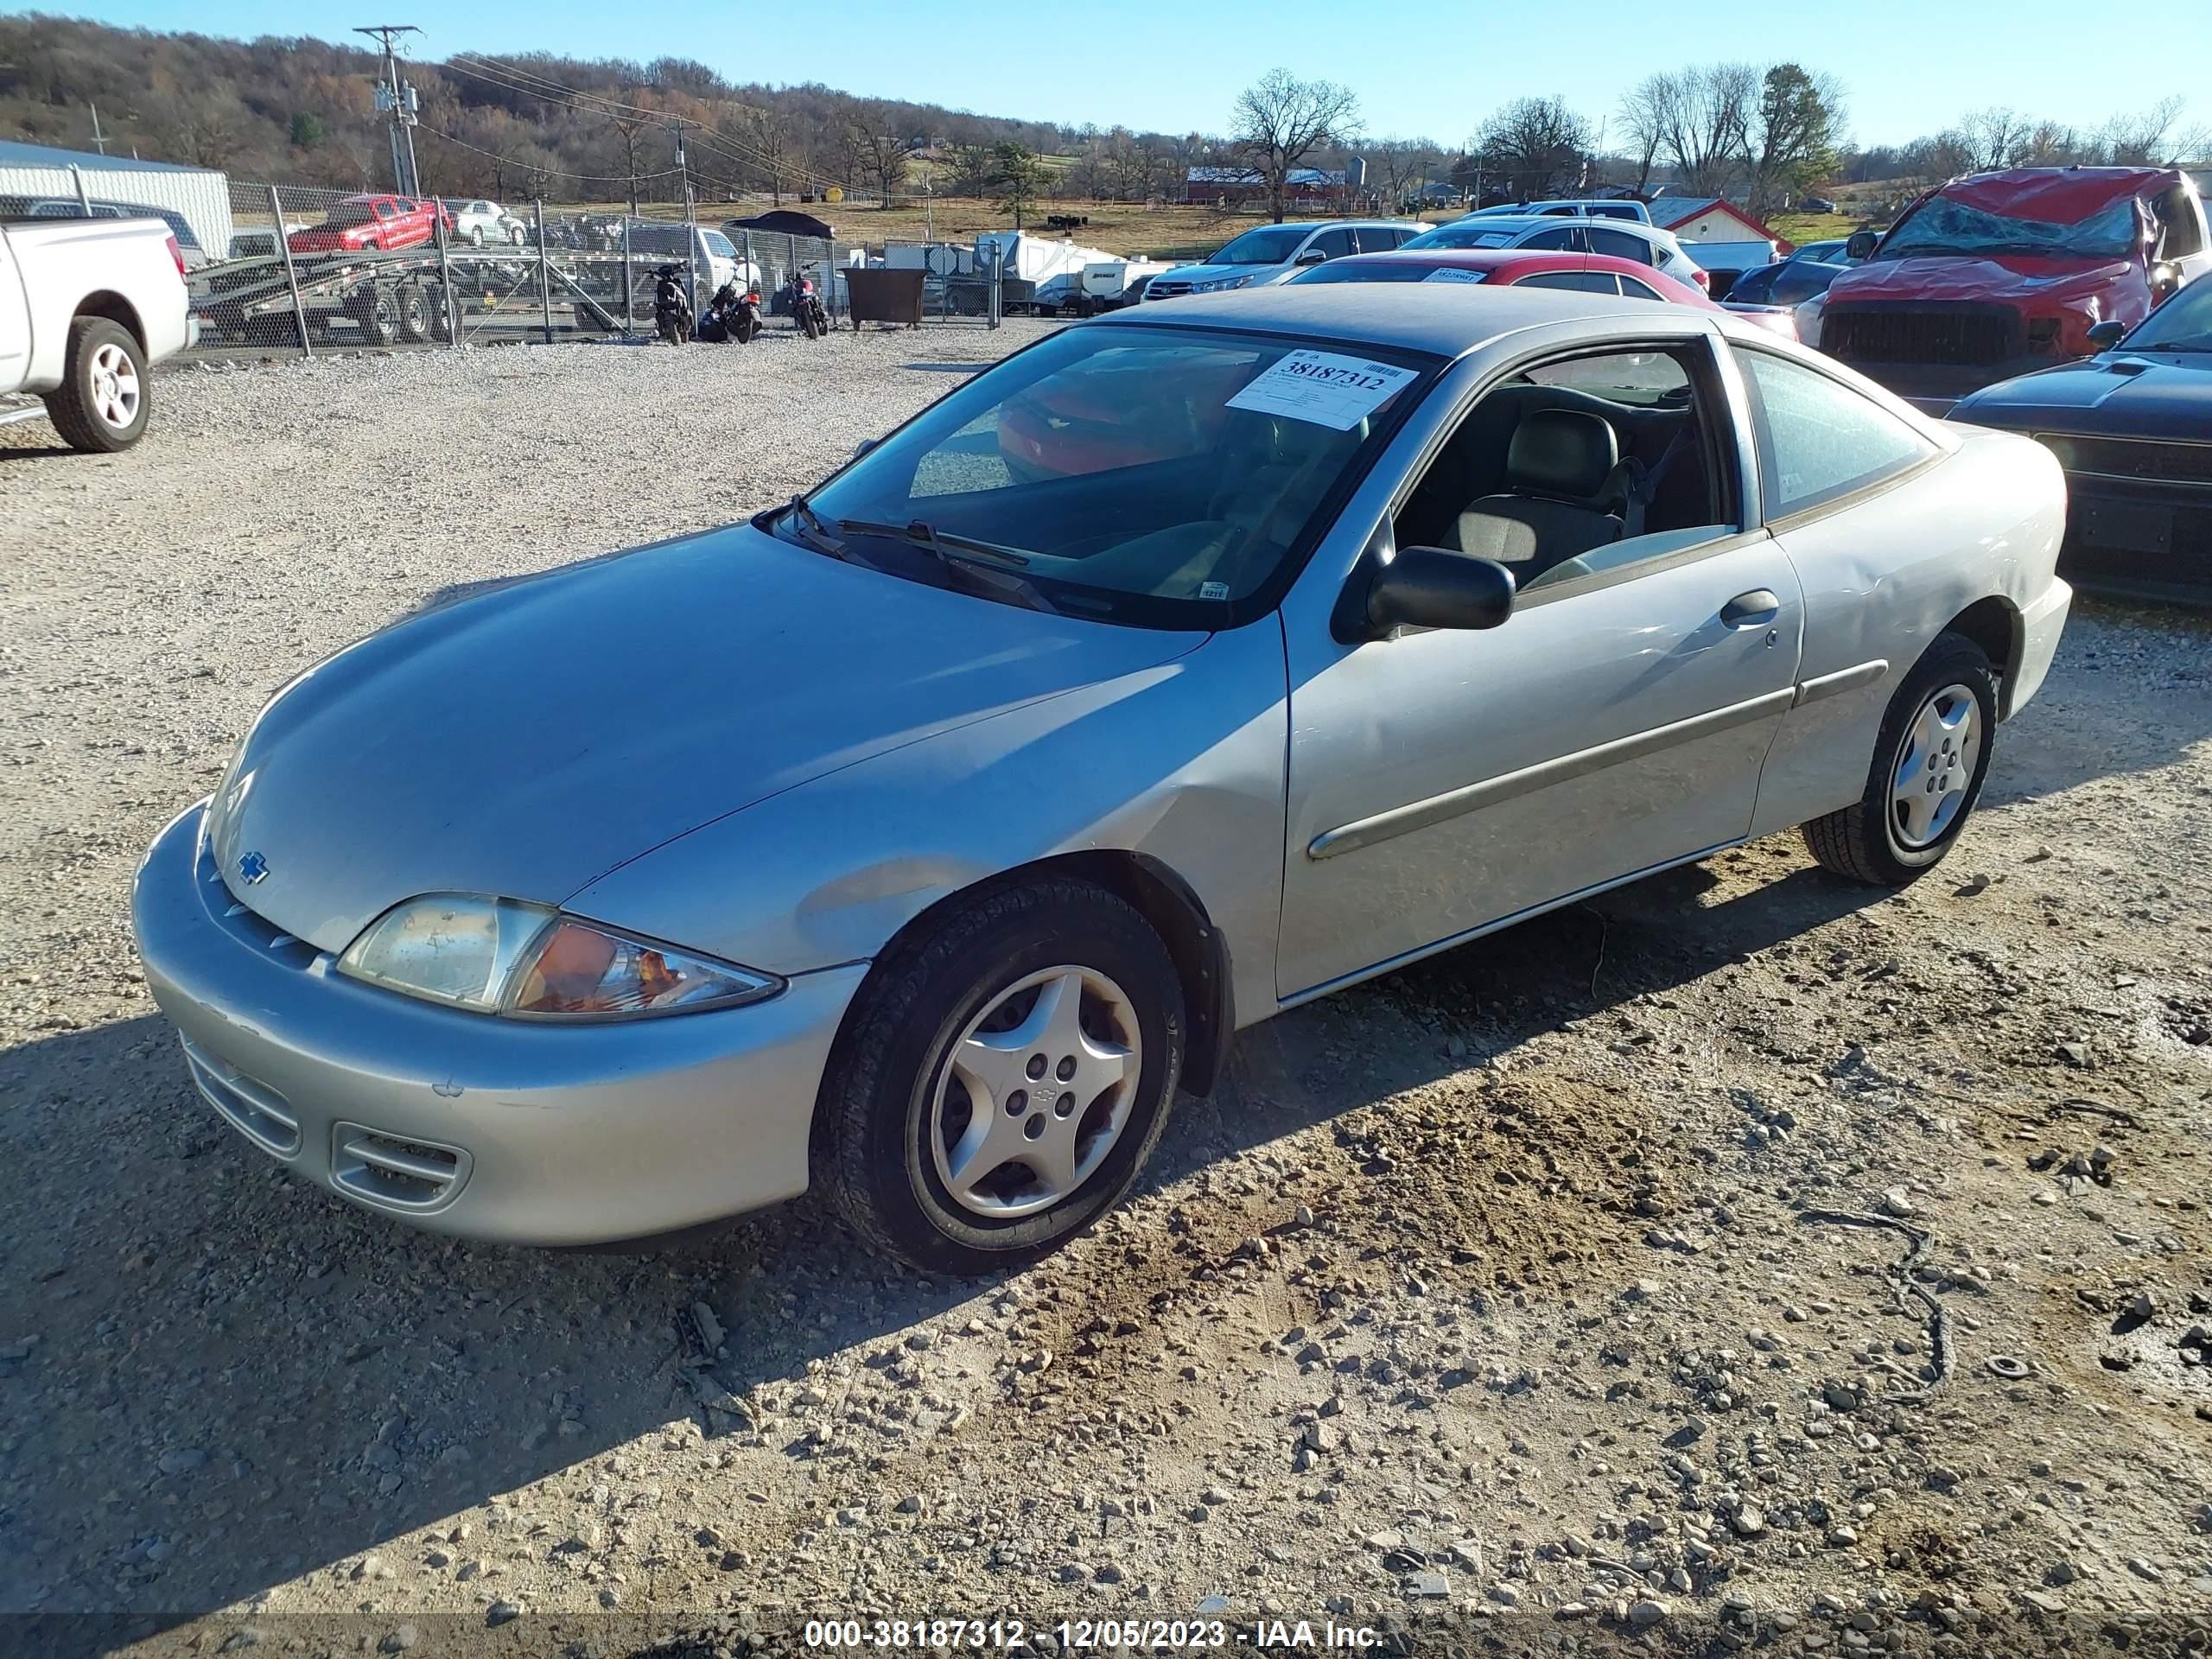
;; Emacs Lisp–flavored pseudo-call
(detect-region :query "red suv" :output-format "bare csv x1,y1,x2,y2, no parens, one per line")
287,195,451,255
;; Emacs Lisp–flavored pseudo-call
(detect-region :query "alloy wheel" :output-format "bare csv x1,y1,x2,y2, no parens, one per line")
928,966,1141,1219
88,341,140,432
1891,683,1980,849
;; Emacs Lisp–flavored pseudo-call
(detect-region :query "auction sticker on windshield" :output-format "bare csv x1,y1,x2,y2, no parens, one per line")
1422,268,1485,284
1225,350,1420,430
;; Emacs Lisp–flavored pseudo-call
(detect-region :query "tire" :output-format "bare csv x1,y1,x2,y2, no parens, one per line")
393,284,433,344
350,289,397,347
1802,632,1999,887
510,227,526,247
41,315,149,453
469,226,484,248
816,879,1185,1274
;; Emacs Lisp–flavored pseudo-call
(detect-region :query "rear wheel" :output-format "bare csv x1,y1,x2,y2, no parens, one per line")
393,283,433,344
42,316,149,453
1803,632,1999,887
469,226,485,248
817,880,1184,1274
349,288,397,347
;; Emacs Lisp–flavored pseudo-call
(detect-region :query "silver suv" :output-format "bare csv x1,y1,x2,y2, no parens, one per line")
1145,219,1426,299
1402,214,1708,289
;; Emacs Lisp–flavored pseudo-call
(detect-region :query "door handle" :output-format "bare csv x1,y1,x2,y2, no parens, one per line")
1720,589,1781,628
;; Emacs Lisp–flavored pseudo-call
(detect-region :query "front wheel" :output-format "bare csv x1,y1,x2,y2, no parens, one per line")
469,226,485,248
1802,632,1999,887
816,880,1184,1274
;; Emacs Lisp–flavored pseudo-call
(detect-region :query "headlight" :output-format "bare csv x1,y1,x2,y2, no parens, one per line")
1193,274,1251,293
337,894,783,1020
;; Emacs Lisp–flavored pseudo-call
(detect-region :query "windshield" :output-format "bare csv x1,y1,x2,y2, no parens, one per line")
2124,280,2212,352
702,230,737,257
792,325,1432,626
1879,195,2142,261
1402,222,1523,251
1209,225,1312,265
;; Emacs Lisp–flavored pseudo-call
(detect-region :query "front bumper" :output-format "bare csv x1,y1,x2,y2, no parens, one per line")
130,803,866,1245
2056,475,2212,607
2007,574,2072,720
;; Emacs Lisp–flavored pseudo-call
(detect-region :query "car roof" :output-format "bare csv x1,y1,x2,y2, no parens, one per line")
1092,280,1714,359
1297,250,1713,304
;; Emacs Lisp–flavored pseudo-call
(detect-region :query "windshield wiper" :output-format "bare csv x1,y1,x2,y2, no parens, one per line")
836,518,1033,567
835,518,1062,613
782,493,861,562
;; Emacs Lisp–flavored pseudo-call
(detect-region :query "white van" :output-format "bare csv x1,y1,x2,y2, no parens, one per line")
624,221,760,296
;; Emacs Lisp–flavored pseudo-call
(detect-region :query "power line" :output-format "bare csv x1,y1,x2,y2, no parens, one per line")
412,123,683,183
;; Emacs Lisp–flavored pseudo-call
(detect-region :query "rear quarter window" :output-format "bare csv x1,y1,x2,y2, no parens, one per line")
1736,347,1936,518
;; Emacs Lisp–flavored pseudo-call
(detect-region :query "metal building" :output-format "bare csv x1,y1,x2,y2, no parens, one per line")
0,138,235,265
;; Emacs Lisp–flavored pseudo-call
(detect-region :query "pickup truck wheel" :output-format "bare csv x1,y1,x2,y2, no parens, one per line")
43,316,149,453
1802,632,1998,887
816,879,1184,1274
468,226,484,248
510,226,526,247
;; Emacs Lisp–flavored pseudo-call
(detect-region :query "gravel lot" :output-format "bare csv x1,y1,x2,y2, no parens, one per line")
3,330,2210,1659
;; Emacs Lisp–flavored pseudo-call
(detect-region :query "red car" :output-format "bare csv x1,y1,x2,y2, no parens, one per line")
1285,246,1736,308
286,195,451,255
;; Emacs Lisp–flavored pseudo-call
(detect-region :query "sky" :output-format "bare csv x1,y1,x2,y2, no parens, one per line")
27,1,2212,152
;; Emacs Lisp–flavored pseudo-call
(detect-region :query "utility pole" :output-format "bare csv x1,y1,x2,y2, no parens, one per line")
88,102,109,156
355,24,423,197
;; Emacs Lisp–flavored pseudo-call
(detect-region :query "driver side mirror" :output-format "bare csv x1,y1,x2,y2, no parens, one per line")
2086,319,2127,350
1295,247,1328,265
1845,230,1878,262
1337,544,1516,642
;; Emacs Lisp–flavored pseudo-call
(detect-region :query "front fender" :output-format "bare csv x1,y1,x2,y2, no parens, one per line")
561,622,1293,1031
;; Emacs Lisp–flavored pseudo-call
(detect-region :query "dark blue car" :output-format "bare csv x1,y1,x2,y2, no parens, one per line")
1948,279,2212,605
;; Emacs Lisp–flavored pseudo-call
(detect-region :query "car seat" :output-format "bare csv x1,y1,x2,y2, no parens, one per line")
1445,408,1629,576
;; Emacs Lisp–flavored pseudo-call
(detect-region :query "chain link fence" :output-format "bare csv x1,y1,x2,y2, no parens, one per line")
180,180,1010,360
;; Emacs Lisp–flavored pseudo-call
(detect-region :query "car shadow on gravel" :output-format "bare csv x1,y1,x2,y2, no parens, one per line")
0,855,1911,1649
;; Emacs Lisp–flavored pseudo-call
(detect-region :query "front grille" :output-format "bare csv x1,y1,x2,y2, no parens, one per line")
331,1123,470,1212
1826,306,2016,366
1146,281,1192,299
181,1037,301,1156
2037,434,2212,486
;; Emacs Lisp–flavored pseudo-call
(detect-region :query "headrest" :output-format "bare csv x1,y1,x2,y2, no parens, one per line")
1505,408,1619,499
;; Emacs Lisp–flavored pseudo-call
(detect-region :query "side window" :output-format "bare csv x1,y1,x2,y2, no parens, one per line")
1617,275,1665,302
1521,225,1582,252
1392,343,1735,592
1515,270,1618,294
1736,348,1936,518
1307,228,1357,260
376,201,397,219
1352,226,1402,253
1587,226,1654,264
2152,187,2204,259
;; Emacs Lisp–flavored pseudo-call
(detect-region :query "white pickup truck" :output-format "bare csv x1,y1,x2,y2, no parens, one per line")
1,213,194,453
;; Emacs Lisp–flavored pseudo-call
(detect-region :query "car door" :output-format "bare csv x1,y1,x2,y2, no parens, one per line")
1274,326,1803,1000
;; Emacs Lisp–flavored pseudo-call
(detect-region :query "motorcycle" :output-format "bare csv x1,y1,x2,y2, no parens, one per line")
651,264,693,346
698,282,763,345
787,269,829,339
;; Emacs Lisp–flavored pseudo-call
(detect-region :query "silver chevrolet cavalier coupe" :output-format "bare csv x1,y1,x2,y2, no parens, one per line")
134,285,2072,1272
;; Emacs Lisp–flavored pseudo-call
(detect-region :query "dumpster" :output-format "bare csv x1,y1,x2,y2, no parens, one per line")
844,266,926,329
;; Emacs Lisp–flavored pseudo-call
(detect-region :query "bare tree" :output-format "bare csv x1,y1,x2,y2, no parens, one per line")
2099,94,2185,164
1956,107,2028,171
848,100,917,204
1648,64,1758,195
1473,97,1594,200
607,110,653,213
1370,137,1440,210
1617,77,1668,194
1230,68,1361,222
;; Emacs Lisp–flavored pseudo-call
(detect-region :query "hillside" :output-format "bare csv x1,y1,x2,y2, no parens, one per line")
0,14,1139,203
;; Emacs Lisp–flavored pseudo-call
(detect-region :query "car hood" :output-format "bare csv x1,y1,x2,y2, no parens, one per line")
208,524,1204,955
1827,254,2138,308
1949,352,2212,433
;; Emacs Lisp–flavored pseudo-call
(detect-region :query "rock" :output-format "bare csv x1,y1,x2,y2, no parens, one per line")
1408,1570,1448,1599
1294,1205,1315,1229
689,1302,724,1351
1630,1599,1669,1629
2126,1557,2164,1583
1555,1603,1592,1620
486,1601,524,1626
219,1633,264,1653
1827,1525,1859,1547
1878,1187,1916,1219
2057,1043,2091,1069
423,1549,450,1569
158,1448,207,1476
896,1495,922,1514
1732,1503,1764,1536
1303,1422,1338,1453
2019,1590,2067,1614
1487,1581,1519,1607
378,1627,419,1653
